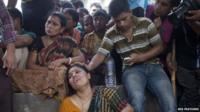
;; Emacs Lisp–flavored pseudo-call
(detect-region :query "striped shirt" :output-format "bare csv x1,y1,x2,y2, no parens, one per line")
98,16,161,67
0,1,16,44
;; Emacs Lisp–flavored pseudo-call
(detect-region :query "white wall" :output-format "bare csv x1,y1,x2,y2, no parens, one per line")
3,0,22,11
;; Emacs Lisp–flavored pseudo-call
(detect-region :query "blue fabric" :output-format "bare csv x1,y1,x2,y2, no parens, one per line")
122,63,176,112
128,0,148,9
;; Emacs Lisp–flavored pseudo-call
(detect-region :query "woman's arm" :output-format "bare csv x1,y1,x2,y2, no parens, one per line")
48,48,85,69
27,51,48,70
15,35,34,48
71,48,85,64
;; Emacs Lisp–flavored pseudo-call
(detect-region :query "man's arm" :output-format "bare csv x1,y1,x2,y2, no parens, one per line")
4,43,15,74
144,20,164,60
7,0,18,8
0,1,16,74
187,20,200,36
141,42,163,61
88,53,106,71
126,19,164,65
126,42,163,65
15,35,34,48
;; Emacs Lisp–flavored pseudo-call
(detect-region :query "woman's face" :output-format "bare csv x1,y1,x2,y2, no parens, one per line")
45,15,64,36
63,12,75,30
154,0,172,17
90,6,101,15
68,66,90,90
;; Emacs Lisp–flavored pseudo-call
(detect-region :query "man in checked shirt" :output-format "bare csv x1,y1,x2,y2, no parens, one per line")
0,1,16,112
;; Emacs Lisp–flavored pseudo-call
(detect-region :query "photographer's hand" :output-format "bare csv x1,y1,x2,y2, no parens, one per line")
186,9,200,21
154,17,162,30
187,20,200,35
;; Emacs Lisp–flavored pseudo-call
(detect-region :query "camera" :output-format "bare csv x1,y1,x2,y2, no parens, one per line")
168,0,200,25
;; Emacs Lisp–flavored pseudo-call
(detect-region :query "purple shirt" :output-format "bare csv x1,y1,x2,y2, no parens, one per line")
0,0,16,44
146,5,173,45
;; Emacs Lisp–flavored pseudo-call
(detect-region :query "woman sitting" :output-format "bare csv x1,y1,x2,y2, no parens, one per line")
27,12,84,70
59,63,134,112
11,12,85,99
62,8,81,45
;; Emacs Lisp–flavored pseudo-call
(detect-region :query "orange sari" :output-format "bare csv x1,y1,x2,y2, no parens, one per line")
59,97,80,112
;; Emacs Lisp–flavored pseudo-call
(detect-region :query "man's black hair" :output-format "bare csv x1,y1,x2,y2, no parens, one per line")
77,7,89,15
7,8,23,26
93,9,110,22
109,0,130,17
50,12,67,27
61,1,74,9
71,0,84,9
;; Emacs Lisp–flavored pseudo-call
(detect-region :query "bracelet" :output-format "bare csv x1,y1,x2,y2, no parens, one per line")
68,57,72,65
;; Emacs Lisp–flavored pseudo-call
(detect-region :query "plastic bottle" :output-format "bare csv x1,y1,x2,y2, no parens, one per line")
105,56,117,87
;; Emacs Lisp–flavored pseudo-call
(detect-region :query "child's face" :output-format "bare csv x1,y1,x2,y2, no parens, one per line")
64,12,75,30
83,16,94,33
93,15,107,32
154,0,172,17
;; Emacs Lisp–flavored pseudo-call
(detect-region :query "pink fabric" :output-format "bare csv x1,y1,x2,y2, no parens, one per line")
63,28,81,45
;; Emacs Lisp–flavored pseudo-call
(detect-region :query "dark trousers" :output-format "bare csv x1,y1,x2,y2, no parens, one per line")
177,66,200,108
0,68,13,112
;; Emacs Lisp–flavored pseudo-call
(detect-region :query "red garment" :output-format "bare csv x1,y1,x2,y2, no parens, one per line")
63,28,81,45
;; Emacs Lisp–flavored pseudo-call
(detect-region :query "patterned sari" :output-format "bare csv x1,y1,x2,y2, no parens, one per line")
59,87,128,112
88,87,128,112
11,37,77,100
38,37,76,66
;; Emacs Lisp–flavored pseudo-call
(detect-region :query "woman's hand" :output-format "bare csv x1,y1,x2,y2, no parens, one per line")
48,58,68,70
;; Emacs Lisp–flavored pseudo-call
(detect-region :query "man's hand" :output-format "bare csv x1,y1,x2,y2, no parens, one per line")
186,9,200,21
124,53,144,66
3,43,16,75
154,17,162,30
166,53,177,73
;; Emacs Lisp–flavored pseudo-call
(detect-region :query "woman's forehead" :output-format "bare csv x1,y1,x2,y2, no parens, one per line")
69,66,84,72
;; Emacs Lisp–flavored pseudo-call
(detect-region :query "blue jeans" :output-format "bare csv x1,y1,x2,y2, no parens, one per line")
122,63,176,112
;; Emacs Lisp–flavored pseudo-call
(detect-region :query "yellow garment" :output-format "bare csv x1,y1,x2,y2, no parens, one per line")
59,97,80,112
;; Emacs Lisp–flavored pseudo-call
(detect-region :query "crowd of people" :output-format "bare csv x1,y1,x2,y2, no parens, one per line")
0,0,200,112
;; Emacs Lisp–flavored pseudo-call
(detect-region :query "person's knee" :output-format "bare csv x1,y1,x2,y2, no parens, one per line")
128,90,145,107
129,93,145,112
160,93,176,112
